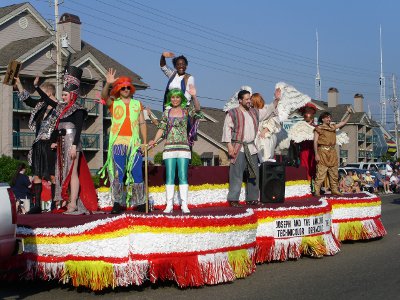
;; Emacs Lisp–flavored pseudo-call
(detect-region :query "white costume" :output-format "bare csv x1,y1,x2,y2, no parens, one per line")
255,113,281,162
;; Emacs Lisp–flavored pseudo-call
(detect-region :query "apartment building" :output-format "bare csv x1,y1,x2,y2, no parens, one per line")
0,3,148,172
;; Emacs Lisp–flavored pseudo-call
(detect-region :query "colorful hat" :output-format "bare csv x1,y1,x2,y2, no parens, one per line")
63,66,82,96
110,76,136,98
299,102,317,115
165,88,187,108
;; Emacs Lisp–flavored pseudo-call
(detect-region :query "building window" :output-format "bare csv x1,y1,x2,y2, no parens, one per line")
201,152,214,166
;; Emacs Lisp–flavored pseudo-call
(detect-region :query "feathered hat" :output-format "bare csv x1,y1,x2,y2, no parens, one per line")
110,76,136,98
299,102,317,115
63,66,82,101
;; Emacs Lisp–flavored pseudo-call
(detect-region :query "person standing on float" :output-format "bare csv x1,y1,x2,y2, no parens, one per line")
313,107,352,196
100,68,147,214
14,76,61,213
298,103,318,181
222,88,281,207
148,87,202,214
50,66,98,214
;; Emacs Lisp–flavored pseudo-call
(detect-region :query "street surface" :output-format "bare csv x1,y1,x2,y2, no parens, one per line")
1,194,399,300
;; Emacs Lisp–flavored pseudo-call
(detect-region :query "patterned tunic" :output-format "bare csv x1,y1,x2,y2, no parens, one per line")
158,105,203,159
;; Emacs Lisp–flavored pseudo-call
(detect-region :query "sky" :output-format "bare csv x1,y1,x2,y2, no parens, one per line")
3,0,400,127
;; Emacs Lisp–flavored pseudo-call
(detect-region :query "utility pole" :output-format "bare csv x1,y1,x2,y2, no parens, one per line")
390,74,399,159
379,25,387,127
315,29,321,100
54,0,62,99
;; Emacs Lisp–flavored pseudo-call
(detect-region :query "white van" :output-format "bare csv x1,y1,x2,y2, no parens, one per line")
345,162,388,174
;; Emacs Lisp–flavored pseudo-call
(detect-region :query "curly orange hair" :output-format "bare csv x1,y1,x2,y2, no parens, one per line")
251,93,265,109
110,77,136,98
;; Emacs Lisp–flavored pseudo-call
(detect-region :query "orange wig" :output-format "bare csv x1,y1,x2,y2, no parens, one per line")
110,77,136,98
251,93,265,109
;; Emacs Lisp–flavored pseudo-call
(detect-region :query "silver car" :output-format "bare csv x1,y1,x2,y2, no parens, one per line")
0,183,24,263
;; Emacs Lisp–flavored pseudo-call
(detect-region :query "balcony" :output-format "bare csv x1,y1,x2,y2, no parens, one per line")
81,134,100,150
366,135,373,143
340,150,348,158
13,132,35,150
12,92,38,112
103,137,109,150
358,133,365,142
77,98,99,116
103,107,111,119
358,150,366,158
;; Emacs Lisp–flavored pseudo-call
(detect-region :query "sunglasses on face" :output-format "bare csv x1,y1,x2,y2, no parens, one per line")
120,86,131,91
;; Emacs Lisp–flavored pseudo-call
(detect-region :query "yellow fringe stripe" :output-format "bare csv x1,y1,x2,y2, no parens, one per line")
25,223,257,244
64,260,115,291
331,201,381,209
300,236,327,258
337,221,364,241
228,249,252,278
285,180,310,186
97,180,308,194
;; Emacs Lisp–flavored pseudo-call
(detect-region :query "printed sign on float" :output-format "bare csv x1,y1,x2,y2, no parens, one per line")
273,213,331,238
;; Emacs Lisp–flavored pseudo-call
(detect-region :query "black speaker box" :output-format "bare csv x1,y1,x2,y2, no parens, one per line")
260,162,286,203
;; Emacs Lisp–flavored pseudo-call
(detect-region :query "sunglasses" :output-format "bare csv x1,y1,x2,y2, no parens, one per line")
120,86,131,91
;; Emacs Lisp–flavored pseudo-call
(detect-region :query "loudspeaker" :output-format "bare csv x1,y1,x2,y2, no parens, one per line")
260,162,285,203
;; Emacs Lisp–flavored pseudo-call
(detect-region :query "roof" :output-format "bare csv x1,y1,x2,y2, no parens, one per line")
0,35,49,66
198,107,227,149
0,3,26,19
44,41,148,88
310,99,379,126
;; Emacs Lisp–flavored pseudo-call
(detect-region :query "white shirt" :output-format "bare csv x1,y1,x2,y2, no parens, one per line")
222,103,278,154
161,65,195,103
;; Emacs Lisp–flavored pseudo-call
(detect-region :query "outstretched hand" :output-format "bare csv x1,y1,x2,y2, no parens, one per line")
274,88,281,101
33,76,40,87
106,68,118,85
188,84,197,97
162,51,175,58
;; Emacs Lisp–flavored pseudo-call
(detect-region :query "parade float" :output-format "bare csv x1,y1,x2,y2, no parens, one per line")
2,165,385,291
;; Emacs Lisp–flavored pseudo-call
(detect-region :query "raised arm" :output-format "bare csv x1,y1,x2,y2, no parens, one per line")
188,84,200,111
335,106,353,129
35,85,57,108
160,51,174,67
259,88,281,121
101,68,119,108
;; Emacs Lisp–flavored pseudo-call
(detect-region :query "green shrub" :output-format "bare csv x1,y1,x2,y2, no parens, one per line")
190,151,202,166
154,152,163,165
91,174,101,188
0,155,30,185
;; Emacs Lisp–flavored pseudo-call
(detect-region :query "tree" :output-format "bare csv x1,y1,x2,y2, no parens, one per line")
154,152,163,165
190,151,202,166
0,155,30,185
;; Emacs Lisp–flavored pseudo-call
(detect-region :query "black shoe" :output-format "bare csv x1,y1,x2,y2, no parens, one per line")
111,203,123,214
246,200,259,206
28,206,42,214
228,201,242,207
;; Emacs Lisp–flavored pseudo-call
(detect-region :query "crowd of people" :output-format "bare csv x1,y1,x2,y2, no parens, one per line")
338,162,400,195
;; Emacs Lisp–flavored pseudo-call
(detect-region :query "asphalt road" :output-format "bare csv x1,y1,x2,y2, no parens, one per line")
1,194,399,300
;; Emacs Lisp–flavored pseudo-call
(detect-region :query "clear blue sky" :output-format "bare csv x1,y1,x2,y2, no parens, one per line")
3,0,400,126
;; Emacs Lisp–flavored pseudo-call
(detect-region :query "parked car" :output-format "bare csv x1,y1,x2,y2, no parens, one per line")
0,183,24,263
344,162,388,174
